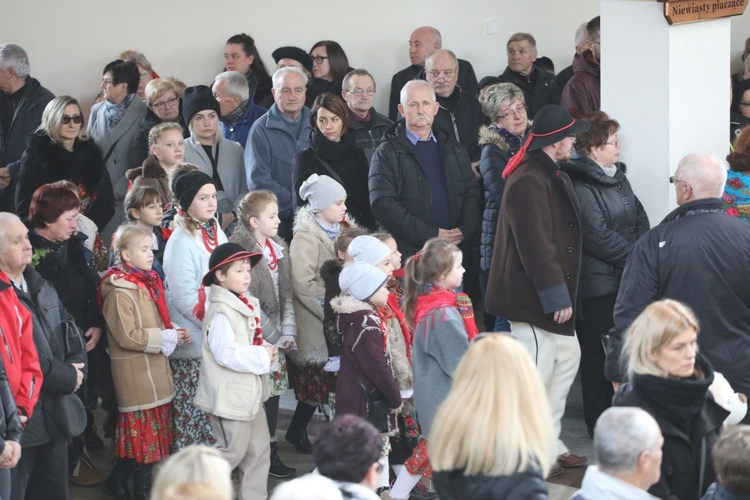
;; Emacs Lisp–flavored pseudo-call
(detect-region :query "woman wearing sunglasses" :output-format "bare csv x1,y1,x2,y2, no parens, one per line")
15,96,115,232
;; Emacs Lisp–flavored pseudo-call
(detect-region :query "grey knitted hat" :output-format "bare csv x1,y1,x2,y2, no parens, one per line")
339,261,387,302
299,174,347,212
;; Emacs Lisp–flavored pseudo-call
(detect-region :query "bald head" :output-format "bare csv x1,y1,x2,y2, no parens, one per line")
409,26,442,67
674,151,728,203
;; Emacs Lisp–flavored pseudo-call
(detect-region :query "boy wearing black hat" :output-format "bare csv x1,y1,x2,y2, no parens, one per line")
194,242,278,500
486,104,590,476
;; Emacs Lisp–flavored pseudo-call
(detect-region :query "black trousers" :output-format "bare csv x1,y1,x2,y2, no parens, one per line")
577,294,616,436
11,438,68,500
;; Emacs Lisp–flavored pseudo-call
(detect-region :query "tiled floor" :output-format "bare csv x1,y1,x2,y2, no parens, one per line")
69,376,592,499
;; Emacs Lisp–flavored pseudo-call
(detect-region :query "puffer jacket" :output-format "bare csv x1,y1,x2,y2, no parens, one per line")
431,85,485,161
433,467,549,500
368,121,481,260
348,107,393,163
14,266,86,447
478,125,523,271
561,157,649,299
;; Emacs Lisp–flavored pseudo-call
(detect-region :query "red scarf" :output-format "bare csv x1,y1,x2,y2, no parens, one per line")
238,294,265,346
100,265,173,329
387,292,412,359
413,286,478,341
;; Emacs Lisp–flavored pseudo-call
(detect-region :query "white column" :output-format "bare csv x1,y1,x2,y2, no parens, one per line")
601,0,731,222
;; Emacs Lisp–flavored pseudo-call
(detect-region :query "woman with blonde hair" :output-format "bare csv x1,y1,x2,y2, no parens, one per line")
132,77,188,165
614,299,729,500
151,445,232,500
428,334,553,499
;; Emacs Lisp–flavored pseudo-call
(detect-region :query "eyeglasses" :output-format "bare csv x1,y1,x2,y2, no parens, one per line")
427,68,457,80
101,78,114,86
569,135,577,142
669,176,692,189
152,97,179,109
604,140,620,147
346,88,376,96
311,56,329,64
498,105,527,120
61,115,84,125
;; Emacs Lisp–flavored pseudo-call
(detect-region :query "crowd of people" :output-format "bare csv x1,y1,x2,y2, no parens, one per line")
1,16,750,500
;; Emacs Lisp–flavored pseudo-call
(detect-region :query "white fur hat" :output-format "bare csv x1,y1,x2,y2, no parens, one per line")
348,235,392,266
339,261,387,302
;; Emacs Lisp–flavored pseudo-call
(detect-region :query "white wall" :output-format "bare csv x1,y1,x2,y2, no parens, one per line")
4,0,597,114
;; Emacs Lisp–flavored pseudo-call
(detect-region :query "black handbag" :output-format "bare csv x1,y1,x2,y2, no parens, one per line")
42,320,86,440
353,370,390,433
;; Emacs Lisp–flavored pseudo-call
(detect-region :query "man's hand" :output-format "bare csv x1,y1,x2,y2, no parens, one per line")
0,167,10,189
438,228,463,245
72,362,85,391
84,327,102,352
553,307,573,324
5,441,21,468
471,161,481,180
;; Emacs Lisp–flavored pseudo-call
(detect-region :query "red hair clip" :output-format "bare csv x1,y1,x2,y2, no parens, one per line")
413,252,420,263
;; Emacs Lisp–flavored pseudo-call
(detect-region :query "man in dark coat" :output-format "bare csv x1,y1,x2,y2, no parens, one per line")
0,44,54,212
388,26,478,122
550,22,589,105
605,151,750,424
425,50,485,163
369,80,481,262
497,33,554,118
341,69,393,163
485,104,589,475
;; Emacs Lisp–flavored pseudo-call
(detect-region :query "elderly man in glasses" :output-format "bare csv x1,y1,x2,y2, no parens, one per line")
424,49,484,165
605,151,750,425
212,70,266,147
340,69,393,163
0,44,54,212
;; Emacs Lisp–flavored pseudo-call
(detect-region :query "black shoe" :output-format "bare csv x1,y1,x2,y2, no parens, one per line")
269,442,296,478
132,462,152,500
104,459,132,500
285,428,313,454
84,412,104,450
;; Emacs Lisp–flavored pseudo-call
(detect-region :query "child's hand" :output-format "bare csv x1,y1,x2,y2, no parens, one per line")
281,340,293,350
177,328,191,344
264,345,278,364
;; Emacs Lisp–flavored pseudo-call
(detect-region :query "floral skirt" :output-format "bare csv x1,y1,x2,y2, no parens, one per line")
115,403,172,464
404,438,432,479
389,410,421,465
269,350,289,397
288,360,329,404
170,358,215,452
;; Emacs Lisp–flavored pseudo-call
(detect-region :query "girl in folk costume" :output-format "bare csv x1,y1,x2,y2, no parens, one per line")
350,235,417,484
229,190,297,479
162,170,227,451
320,227,369,414
124,185,167,278
193,243,277,500
100,224,190,500
331,261,402,489
286,174,357,454
385,238,479,500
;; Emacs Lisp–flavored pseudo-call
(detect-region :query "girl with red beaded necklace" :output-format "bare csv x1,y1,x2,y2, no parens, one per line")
386,238,478,500
162,170,228,453
100,224,190,498
193,243,278,500
229,190,297,478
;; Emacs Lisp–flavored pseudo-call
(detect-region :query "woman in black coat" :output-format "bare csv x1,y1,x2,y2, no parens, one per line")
292,93,376,230
614,300,728,500
560,111,649,436
477,82,530,332
15,96,114,232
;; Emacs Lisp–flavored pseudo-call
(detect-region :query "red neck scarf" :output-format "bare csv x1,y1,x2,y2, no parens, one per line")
387,292,412,359
413,285,478,341
101,265,172,329
237,294,265,346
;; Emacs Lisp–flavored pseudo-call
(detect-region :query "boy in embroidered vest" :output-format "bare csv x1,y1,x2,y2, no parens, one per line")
194,242,278,500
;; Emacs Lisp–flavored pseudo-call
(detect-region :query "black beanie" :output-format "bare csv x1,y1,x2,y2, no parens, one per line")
271,46,314,74
171,170,215,212
182,85,221,126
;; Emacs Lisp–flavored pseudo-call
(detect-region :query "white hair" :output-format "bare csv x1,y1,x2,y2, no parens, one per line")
399,79,436,107
270,473,343,500
594,407,661,475
425,49,458,69
677,150,728,197
0,44,30,78
272,66,308,89
0,212,23,253
214,71,249,102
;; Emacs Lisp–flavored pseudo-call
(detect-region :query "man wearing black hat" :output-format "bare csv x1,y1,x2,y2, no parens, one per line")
267,47,321,108
486,104,589,476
